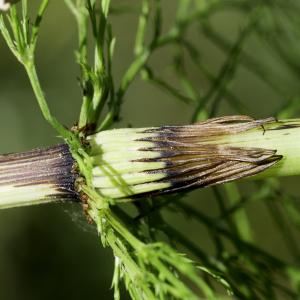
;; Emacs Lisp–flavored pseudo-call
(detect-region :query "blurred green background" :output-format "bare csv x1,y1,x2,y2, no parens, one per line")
0,1,300,299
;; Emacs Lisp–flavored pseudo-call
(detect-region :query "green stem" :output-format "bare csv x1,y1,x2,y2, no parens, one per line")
24,62,72,140
224,183,253,242
104,210,144,250
1,119,300,209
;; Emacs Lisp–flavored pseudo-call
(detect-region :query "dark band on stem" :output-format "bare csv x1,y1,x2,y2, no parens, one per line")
0,144,79,202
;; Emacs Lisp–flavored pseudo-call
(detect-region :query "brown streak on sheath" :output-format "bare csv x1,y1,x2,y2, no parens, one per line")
0,144,79,202
141,116,276,139
269,124,300,130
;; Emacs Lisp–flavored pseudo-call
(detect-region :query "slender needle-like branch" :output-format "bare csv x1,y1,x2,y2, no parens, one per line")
24,63,73,140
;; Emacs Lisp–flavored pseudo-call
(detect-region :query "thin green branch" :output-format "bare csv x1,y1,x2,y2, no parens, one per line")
24,63,72,139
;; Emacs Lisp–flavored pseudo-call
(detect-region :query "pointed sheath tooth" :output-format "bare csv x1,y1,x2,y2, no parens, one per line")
156,158,280,197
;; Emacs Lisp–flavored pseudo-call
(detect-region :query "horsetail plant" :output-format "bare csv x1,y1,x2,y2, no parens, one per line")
1,115,300,298
1,1,300,299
